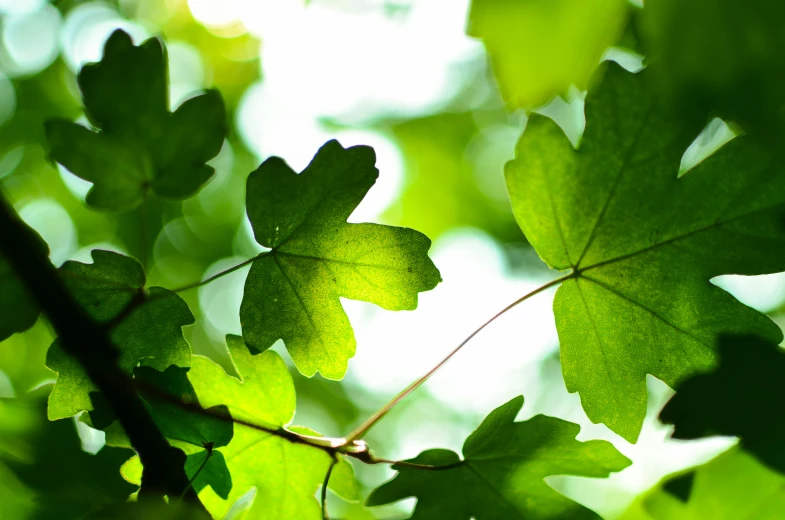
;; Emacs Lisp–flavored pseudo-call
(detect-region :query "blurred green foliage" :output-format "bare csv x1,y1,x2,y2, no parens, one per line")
620,448,785,519
468,0,628,108
643,0,785,141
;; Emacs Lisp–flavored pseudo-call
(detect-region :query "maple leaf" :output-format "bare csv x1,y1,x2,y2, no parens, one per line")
44,30,226,211
103,365,235,499
505,63,785,442
619,448,785,520
660,334,785,474
144,335,358,519
46,251,193,420
367,395,630,519
240,139,442,380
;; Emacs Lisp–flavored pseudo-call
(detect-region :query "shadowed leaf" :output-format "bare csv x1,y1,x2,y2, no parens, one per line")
44,30,226,211
660,334,785,473
46,251,193,420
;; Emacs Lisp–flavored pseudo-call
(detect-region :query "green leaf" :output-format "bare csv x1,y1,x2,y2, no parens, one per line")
132,366,233,450
367,395,630,519
660,334,785,474
102,364,235,498
46,250,193,420
0,395,137,519
642,0,785,141
467,0,628,108
44,29,226,211
137,365,234,497
240,140,441,380
121,447,233,501
619,448,785,520
0,224,46,341
187,335,359,519
505,63,785,442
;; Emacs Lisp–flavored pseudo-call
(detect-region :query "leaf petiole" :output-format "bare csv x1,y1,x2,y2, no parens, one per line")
171,253,268,293
179,446,214,500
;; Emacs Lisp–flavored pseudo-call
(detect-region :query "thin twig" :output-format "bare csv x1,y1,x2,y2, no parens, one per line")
131,377,368,459
344,271,575,442
171,254,265,293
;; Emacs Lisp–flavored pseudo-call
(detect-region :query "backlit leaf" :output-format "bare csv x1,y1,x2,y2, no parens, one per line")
240,140,441,380
186,335,358,519
367,395,630,519
505,63,785,441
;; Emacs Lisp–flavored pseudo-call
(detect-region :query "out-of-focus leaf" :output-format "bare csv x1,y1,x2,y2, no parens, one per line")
44,30,226,211
619,448,785,519
505,63,785,442
47,250,193,420
241,140,441,380
0,223,46,341
0,396,136,520
390,113,521,242
660,335,785,473
643,0,785,141
468,0,628,108
367,395,630,519
187,335,358,519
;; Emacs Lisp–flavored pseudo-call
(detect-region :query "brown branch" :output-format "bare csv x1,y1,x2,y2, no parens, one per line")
0,191,208,516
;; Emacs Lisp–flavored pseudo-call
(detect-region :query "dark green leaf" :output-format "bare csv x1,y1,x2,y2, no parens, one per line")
241,140,441,379
660,334,785,473
0,396,136,519
367,395,630,519
133,366,232,450
0,223,46,341
505,63,785,441
108,365,234,498
44,30,227,211
46,250,193,420
642,0,785,141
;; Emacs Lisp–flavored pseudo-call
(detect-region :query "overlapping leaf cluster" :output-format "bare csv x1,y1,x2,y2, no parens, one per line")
4,4,785,517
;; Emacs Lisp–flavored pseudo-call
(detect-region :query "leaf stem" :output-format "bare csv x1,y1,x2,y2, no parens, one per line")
321,458,337,520
179,448,213,500
365,455,463,471
140,194,149,272
171,253,266,293
344,270,575,442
